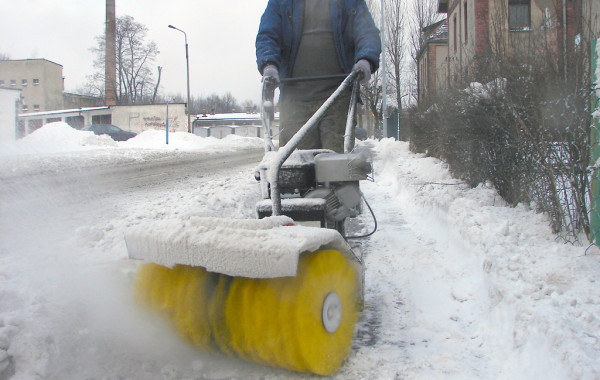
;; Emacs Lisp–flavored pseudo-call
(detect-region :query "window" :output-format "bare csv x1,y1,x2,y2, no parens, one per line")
33,104,40,112
22,104,28,112
10,79,16,86
464,1,468,43
509,0,530,31
33,78,40,86
453,16,457,51
22,79,28,86
66,116,84,130
0,80,4,86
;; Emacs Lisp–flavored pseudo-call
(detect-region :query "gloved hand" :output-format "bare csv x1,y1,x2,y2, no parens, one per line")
262,64,280,84
353,59,371,84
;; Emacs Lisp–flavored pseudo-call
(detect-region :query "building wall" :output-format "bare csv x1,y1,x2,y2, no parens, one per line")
446,0,575,84
0,59,64,113
111,103,187,134
418,49,429,100
0,88,22,141
434,44,450,93
583,0,600,40
419,16,450,100
63,93,103,109
418,41,450,101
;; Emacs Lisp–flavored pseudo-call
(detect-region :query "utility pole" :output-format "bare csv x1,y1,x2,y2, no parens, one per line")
381,0,387,138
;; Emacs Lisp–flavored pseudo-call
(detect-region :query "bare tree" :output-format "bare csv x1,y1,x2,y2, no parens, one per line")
152,66,162,104
241,99,259,113
89,15,159,105
361,0,410,135
360,0,385,137
384,0,408,110
0,52,10,60
222,92,239,113
360,69,383,137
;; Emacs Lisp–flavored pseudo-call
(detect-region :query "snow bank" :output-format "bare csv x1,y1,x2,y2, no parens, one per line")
0,122,263,158
0,122,117,155
375,139,600,380
120,129,263,151
0,122,264,178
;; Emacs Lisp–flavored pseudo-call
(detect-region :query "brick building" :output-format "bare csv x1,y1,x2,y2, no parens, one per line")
417,19,449,101
418,0,592,101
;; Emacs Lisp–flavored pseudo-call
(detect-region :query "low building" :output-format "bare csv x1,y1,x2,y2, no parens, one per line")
17,103,188,137
193,112,279,139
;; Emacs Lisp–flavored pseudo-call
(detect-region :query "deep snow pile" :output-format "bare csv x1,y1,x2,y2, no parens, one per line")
0,122,264,156
0,122,264,177
371,139,600,379
0,123,599,379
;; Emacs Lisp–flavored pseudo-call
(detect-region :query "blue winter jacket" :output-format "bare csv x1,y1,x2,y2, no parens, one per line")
256,0,381,79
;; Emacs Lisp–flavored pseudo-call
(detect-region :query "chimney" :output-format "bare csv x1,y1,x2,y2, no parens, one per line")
105,0,117,106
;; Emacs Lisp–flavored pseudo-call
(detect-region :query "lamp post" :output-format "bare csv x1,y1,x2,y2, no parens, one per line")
380,0,387,139
168,24,192,133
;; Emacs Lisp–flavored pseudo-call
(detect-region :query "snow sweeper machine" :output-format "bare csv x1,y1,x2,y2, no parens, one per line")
125,70,377,376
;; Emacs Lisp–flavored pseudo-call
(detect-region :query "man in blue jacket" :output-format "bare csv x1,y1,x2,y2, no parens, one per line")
256,0,381,153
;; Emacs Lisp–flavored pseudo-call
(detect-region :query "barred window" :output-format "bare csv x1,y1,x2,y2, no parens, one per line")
464,1,468,42
509,0,530,31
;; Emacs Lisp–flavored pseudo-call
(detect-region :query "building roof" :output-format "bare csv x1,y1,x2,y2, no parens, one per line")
0,58,63,67
18,106,109,118
424,18,448,42
0,86,23,93
194,112,261,121
417,18,449,60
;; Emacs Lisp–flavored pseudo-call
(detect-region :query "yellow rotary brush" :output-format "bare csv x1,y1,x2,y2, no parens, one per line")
134,249,359,376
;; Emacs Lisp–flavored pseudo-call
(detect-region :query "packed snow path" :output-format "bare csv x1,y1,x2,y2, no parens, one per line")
0,126,599,379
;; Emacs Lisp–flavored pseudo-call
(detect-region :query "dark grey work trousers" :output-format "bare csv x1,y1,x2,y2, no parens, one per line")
278,92,352,153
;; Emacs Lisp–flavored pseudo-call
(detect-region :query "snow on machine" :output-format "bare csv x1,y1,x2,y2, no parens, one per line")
125,70,376,375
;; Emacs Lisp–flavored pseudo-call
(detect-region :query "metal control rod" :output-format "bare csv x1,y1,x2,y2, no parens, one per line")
269,70,360,216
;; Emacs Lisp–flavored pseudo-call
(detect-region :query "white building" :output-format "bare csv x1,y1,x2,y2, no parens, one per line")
0,87,22,141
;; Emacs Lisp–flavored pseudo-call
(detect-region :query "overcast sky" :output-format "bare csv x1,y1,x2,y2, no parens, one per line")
1,0,268,104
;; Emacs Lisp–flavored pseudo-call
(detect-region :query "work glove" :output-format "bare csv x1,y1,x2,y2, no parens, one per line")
262,64,280,84
353,59,371,84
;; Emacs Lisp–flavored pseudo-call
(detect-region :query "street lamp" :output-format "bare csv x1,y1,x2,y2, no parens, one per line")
380,0,387,139
168,24,192,133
